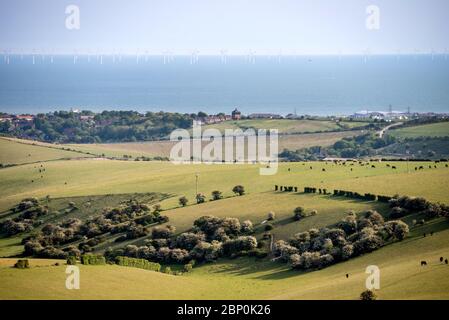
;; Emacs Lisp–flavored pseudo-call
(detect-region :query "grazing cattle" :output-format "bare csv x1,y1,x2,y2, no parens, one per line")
430,231,434,236
446,164,448,168
371,165,375,168
392,166,397,169
346,274,349,278
322,168,326,172
419,166,424,169
421,261,427,266
415,167,418,171
350,168,353,171
288,168,291,172
386,164,390,167
440,257,444,263
423,233,426,237
445,259,448,265
310,166,313,170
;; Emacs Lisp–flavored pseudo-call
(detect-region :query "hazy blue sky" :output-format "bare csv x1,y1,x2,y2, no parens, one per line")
1,0,448,55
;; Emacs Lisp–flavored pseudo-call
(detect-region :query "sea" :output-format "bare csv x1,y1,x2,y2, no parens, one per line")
0,54,448,116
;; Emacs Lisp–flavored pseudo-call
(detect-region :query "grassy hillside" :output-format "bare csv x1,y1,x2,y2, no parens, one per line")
1,151,448,300
1,224,448,300
196,119,367,135
379,137,449,159
1,159,448,259
1,160,448,212
65,130,363,159
161,193,388,240
388,122,449,138
0,138,93,165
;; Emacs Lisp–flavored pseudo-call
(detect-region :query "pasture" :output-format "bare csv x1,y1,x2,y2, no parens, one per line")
388,122,449,138
1,226,448,299
195,119,367,135
0,138,92,165
65,130,364,159
1,159,448,213
1,142,449,299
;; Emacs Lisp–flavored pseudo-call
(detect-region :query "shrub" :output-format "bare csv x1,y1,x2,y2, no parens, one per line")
14,259,30,269
232,185,245,196
274,240,299,262
178,196,188,207
169,248,190,263
152,225,176,239
81,254,106,265
66,256,77,265
297,251,321,269
196,193,206,204
363,210,384,226
222,236,257,256
390,206,408,219
360,290,377,300
24,240,44,256
115,256,161,272
176,232,205,250
353,231,383,254
241,220,254,233
382,220,409,241
341,244,354,260
190,241,222,262
164,266,172,274
339,215,357,235
39,246,67,259
183,263,193,272
293,207,305,221
211,190,223,201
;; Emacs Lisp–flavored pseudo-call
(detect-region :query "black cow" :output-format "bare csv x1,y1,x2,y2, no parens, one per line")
421,261,427,266
440,257,444,263
445,259,448,265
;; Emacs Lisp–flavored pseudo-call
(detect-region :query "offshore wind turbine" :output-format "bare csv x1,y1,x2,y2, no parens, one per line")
220,49,227,64
190,50,199,65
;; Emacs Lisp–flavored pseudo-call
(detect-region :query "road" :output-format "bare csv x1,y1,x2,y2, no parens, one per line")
378,122,403,138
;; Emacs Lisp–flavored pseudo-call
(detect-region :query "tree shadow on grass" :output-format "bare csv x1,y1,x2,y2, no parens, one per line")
206,257,306,280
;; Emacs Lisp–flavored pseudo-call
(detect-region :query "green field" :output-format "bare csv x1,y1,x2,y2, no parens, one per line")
0,138,448,299
0,138,93,165
1,224,448,299
388,122,449,138
64,130,363,159
196,119,367,135
1,159,449,213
